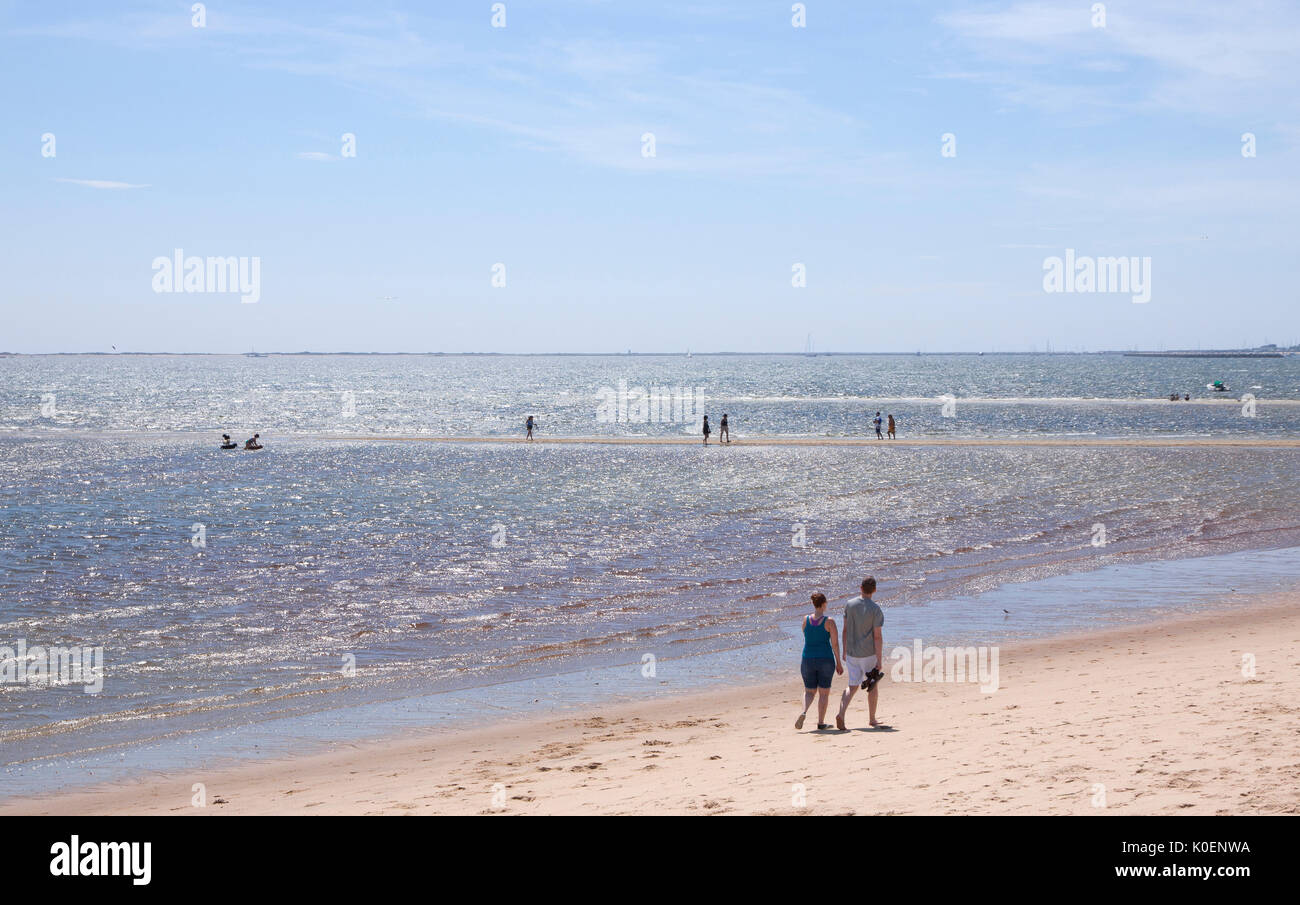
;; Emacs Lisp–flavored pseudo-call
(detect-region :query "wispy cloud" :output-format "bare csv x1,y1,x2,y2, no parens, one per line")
19,8,895,182
296,151,336,161
937,0,1300,119
53,178,150,190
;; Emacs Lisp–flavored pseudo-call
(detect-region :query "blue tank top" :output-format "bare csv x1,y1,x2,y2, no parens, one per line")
802,614,833,659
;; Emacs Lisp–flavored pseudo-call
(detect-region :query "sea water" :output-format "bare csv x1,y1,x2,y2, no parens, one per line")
1,354,1298,797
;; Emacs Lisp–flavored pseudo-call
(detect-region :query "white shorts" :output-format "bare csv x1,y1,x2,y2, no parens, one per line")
845,655,878,687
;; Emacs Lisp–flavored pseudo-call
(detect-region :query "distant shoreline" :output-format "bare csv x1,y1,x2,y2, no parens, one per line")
2,349,1295,358
1122,351,1286,358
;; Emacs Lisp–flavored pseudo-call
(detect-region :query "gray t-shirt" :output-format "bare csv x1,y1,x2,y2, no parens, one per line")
843,595,884,658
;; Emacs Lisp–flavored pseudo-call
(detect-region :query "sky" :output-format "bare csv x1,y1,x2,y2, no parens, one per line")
1,0,1297,353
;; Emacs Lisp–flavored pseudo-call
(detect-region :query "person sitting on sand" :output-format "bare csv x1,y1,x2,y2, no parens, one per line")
244,433,262,450
887,414,896,439
220,434,237,449
702,415,711,445
837,576,886,731
796,592,843,731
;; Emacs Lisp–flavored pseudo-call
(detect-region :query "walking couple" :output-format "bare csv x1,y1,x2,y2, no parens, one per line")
796,577,886,731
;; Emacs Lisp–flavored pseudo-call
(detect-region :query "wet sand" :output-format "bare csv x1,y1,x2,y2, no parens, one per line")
7,593,1297,816
317,435,1300,448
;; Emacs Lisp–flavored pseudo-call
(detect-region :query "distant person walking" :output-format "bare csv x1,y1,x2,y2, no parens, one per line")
837,576,886,731
719,413,730,444
702,415,711,445
887,414,896,439
796,593,843,731
873,412,884,439
526,415,535,440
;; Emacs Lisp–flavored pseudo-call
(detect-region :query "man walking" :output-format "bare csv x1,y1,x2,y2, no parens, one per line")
873,412,884,439
837,576,885,730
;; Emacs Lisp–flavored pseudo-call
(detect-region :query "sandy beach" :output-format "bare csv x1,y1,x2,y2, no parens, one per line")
319,435,1300,448
8,593,1296,816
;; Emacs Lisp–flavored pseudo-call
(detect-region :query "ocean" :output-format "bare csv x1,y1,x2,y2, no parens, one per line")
2,353,1298,797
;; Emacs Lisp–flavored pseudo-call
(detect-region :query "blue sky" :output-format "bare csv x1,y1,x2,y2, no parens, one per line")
2,0,1297,353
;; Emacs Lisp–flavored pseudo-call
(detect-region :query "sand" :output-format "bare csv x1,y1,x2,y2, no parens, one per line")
6,595,1297,816
318,435,1300,448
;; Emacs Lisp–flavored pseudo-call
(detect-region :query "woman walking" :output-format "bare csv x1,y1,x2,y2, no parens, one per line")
796,592,843,730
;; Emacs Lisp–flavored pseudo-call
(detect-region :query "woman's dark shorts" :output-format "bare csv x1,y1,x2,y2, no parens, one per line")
800,657,835,689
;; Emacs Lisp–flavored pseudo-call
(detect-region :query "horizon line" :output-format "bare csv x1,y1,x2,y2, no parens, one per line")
2,348,1295,358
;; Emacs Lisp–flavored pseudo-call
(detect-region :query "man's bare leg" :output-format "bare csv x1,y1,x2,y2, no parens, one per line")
867,685,881,727
837,684,858,730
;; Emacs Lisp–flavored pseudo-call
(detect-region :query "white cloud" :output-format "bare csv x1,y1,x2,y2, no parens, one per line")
53,178,149,190
937,0,1300,119
20,8,889,182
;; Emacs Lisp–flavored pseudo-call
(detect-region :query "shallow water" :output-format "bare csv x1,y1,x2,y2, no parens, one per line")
1,354,1297,798
4,352,1299,437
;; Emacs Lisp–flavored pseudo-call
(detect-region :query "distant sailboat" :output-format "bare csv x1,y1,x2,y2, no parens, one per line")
804,334,815,357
